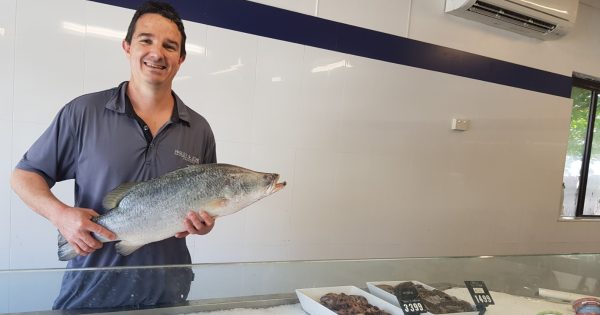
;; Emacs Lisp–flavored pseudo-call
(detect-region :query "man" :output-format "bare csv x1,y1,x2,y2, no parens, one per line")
10,1,216,309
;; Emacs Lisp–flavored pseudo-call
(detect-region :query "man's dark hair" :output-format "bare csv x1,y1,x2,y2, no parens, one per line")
125,1,187,57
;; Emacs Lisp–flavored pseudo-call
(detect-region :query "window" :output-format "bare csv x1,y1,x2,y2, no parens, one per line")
562,75,600,217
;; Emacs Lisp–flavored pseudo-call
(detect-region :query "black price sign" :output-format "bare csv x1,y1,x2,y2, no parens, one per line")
465,281,494,307
394,286,426,314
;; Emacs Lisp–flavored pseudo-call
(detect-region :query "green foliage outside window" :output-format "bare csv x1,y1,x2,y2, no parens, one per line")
567,87,591,158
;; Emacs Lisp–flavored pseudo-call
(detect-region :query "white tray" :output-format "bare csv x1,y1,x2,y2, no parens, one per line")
366,280,479,315
296,285,405,315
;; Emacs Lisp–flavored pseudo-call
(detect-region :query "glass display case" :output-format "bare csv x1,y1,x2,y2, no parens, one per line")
1,254,599,314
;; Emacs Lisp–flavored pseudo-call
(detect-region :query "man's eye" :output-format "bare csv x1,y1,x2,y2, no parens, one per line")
165,45,177,51
140,39,151,44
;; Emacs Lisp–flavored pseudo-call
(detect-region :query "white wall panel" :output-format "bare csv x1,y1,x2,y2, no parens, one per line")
0,120,11,271
561,3,600,77
0,0,16,273
248,0,318,16
82,1,131,93
2,2,17,304
13,0,85,125
0,0,15,120
172,20,208,113
317,0,411,37
10,121,71,269
200,26,258,144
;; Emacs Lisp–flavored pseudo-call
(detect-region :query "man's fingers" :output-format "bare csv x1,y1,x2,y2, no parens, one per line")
73,240,93,255
81,232,103,249
88,222,116,241
184,214,200,232
198,211,215,226
175,231,189,238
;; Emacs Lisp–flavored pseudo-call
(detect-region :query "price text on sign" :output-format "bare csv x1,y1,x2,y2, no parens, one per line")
394,285,426,314
464,281,495,306
401,301,425,313
473,294,493,304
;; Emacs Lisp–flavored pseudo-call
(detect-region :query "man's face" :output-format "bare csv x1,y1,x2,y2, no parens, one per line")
122,13,185,88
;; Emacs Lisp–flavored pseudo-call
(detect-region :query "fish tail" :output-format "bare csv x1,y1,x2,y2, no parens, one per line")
57,232,78,261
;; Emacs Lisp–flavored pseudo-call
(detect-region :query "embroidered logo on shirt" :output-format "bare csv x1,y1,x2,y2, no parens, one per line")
174,149,200,164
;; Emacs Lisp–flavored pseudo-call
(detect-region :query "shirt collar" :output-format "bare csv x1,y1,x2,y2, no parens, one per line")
105,81,190,125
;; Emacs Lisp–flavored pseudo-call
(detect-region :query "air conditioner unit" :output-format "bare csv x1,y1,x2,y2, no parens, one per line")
445,0,578,40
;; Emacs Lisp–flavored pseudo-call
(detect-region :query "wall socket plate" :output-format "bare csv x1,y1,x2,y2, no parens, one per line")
452,118,470,131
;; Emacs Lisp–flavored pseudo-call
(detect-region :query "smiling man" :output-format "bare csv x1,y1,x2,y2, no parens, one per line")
10,1,217,310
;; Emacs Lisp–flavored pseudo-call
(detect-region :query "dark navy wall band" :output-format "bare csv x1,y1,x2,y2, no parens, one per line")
91,0,572,98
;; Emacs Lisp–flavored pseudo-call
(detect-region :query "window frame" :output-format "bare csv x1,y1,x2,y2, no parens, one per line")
571,76,600,217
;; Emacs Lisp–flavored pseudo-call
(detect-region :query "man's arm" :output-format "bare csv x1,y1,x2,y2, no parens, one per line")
10,169,116,257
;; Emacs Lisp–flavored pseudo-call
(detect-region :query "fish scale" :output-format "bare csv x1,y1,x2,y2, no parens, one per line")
57,163,286,261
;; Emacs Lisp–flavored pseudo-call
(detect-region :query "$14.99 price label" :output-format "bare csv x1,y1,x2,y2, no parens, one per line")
464,281,495,307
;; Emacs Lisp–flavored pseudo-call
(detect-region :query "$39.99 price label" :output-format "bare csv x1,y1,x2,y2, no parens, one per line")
465,281,495,307
400,301,425,314
394,286,426,314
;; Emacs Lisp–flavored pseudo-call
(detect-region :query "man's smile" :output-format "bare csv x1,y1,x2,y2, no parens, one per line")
144,61,167,70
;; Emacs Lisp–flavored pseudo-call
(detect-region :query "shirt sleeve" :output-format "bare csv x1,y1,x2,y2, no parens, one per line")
15,103,78,188
204,128,217,164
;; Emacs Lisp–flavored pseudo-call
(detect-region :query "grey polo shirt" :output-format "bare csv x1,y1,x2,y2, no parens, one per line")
16,81,216,309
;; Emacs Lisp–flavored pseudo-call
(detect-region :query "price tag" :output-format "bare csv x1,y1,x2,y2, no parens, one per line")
394,286,426,314
465,281,495,307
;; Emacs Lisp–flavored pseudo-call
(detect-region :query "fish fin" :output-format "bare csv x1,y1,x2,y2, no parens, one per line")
115,241,144,256
102,182,138,210
57,232,77,261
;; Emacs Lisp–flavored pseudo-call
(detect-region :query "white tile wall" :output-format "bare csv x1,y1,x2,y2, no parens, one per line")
200,26,259,144
13,0,86,125
10,121,71,269
0,119,12,271
82,1,132,92
0,0,16,272
172,19,208,110
248,0,318,16
318,0,411,37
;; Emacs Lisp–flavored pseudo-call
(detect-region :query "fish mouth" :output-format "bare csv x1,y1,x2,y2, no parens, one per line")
268,174,286,195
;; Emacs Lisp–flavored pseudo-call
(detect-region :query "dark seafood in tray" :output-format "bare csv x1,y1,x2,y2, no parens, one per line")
377,282,475,314
320,292,391,315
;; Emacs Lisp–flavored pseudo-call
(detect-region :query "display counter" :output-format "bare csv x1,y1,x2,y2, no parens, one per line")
1,254,599,314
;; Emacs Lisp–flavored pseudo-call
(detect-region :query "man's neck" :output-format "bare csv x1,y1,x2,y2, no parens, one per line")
126,80,174,136
126,80,173,113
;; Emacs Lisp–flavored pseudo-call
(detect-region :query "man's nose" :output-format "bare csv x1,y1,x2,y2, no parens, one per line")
147,44,164,58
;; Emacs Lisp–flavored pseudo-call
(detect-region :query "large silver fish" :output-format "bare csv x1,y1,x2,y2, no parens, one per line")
58,163,286,261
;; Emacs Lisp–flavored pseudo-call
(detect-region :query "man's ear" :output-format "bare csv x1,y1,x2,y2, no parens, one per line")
122,39,131,55
179,54,186,65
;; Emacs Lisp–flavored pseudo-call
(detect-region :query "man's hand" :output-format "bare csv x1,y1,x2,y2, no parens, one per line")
175,210,215,238
55,207,117,257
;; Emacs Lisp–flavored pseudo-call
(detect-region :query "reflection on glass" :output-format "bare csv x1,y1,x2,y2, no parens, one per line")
186,43,205,55
210,58,243,75
563,87,591,216
0,27,5,36
584,92,600,215
62,21,124,40
311,60,352,73
3,255,600,313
